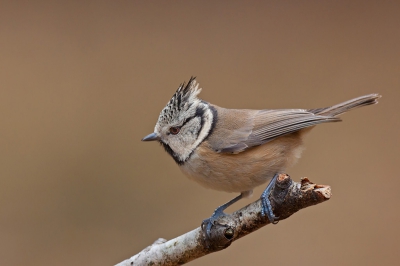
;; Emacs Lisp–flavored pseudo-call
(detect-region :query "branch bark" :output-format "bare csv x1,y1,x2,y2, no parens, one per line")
116,174,331,266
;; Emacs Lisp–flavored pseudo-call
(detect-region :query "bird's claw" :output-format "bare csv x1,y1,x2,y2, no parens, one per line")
260,173,280,224
261,195,280,224
201,209,227,240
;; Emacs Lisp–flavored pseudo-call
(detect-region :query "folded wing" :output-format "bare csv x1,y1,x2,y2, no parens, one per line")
217,109,340,153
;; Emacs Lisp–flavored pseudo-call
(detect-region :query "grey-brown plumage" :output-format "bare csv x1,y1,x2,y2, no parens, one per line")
142,77,381,231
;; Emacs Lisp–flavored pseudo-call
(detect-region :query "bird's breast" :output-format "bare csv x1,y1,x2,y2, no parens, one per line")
180,133,305,193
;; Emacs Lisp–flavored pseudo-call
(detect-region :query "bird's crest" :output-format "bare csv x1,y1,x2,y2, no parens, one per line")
157,77,202,124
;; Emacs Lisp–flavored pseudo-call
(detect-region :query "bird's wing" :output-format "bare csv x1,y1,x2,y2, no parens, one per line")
209,107,340,154
243,109,341,147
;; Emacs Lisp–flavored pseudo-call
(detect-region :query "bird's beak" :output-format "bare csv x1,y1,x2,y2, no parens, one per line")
141,132,161,142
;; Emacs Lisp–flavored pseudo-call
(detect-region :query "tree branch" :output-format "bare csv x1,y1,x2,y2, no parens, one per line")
116,174,331,266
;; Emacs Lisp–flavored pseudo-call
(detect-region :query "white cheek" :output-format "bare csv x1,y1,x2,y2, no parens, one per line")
181,118,201,140
168,119,201,159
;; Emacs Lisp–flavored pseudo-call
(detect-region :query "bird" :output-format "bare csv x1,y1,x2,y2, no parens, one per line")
142,77,380,237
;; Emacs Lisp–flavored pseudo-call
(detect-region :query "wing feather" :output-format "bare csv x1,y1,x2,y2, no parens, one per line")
217,109,340,153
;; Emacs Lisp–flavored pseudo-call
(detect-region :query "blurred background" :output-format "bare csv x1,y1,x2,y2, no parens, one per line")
0,1,399,265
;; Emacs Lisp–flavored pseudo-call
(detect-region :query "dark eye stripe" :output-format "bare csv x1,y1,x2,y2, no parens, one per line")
181,115,196,127
181,106,205,127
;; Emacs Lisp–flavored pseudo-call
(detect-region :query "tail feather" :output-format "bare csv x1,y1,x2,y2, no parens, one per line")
309,94,381,117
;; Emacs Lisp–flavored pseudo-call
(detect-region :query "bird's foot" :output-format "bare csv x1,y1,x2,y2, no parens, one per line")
260,173,280,224
201,193,243,246
201,207,228,240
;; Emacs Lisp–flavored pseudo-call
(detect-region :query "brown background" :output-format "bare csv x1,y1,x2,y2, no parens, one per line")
0,1,399,265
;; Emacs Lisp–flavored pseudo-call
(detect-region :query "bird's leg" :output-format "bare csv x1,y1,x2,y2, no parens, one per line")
260,173,280,224
202,193,244,239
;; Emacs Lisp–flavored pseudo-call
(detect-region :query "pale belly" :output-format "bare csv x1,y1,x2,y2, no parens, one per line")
180,134,305,193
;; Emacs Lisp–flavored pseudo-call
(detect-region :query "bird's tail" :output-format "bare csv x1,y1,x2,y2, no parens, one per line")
309,94,381,117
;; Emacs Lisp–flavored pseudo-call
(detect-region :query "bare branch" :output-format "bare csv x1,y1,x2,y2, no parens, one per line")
116,174,331,266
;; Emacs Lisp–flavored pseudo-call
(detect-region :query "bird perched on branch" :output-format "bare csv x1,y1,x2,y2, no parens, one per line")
142,77,380,237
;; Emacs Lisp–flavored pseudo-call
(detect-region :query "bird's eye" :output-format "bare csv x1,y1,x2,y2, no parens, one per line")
169,127,181,135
